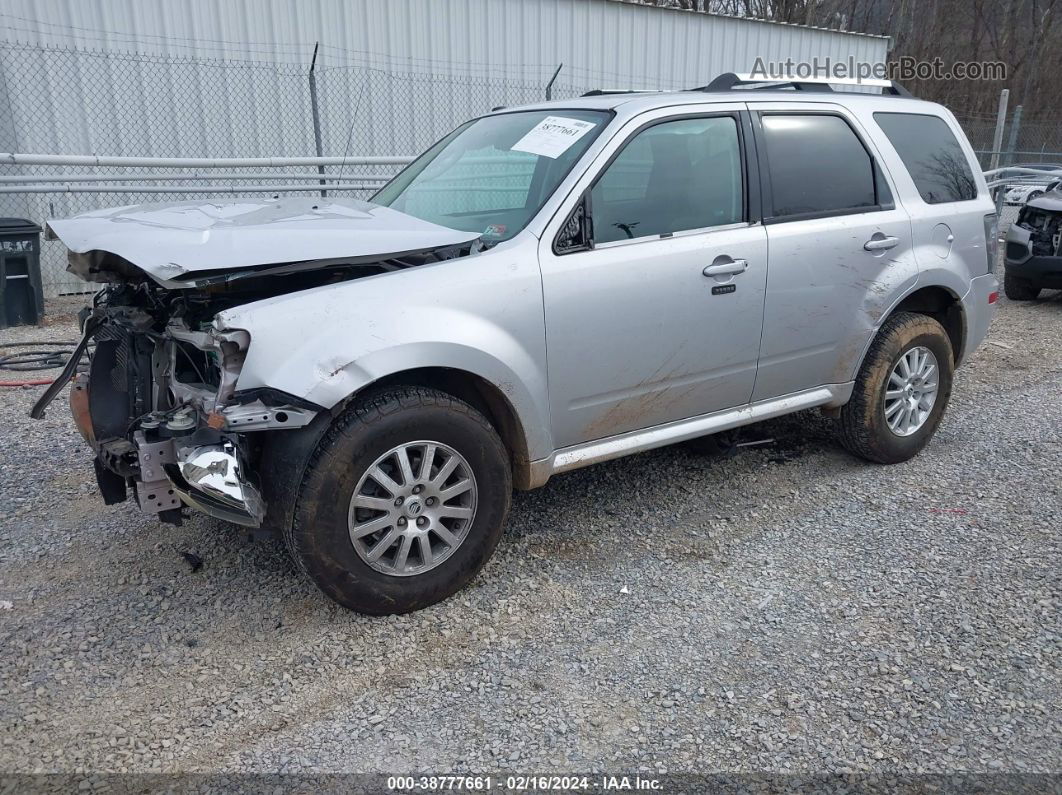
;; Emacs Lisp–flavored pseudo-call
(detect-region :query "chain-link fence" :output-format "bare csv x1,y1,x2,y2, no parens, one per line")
4,38,1060,300
993,111,1062,172
955,107,1062,169
951,105,1062,238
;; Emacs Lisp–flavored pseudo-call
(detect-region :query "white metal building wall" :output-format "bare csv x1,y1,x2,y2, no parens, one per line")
0,0,888,145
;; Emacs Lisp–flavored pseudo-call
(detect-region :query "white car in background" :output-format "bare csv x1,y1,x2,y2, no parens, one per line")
1004,171,1062,205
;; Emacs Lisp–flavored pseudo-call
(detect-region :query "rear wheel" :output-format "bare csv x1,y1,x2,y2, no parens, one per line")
287,386,511,614
838,312,954,464
1004,271,1042,301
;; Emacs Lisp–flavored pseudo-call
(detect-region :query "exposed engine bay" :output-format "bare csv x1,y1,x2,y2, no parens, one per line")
33,197,484,529
1015,204,1062,257
32,276,325,527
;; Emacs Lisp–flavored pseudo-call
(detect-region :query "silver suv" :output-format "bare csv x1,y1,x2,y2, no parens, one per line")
36,76,999,614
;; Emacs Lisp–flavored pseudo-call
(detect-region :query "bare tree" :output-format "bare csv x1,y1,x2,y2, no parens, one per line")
624,0,1062,120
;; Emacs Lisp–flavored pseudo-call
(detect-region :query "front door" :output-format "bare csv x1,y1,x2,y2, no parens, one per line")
538,109,768,449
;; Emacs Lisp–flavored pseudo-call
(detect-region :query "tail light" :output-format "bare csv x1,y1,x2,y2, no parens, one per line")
984,213,999,273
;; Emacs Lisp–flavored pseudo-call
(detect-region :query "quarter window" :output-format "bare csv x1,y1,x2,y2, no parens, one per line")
874,112,977,203
590,116,743,244
760,114,879,219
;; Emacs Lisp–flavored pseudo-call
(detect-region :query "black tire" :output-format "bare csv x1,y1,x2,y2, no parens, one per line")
287,386,511,615
838,312,954,465
1028,191,1044,201
1003,271,1042,301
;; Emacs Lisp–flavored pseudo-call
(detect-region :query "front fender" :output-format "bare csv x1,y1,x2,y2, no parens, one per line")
217,246,553,460
314,334,551,461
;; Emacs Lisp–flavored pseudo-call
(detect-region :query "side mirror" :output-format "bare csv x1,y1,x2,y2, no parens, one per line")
553,192,593,255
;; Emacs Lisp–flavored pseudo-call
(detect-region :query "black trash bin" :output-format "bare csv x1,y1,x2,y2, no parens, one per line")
0,217,45,327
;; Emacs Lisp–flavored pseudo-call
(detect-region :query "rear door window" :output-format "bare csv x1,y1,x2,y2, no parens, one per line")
759,113,880,220
874,112,977,203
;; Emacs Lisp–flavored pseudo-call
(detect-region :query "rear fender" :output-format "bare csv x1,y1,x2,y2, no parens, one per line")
848,274,968,381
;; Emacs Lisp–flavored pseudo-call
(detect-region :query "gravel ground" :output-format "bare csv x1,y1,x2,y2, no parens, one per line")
0,288,1059,776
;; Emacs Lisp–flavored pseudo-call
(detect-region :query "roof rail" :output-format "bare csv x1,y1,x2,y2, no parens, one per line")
580,89,655,97
693,72,913,97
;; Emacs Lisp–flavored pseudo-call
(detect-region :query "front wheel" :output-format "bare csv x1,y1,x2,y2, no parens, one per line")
838,312,954,464
287,386,511,614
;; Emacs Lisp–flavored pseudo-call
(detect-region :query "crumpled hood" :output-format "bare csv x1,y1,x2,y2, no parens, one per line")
1025,193,1062,212
46,197,481,287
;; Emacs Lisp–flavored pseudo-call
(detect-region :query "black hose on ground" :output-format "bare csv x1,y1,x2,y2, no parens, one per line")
0,341,80,372
0,341,85,388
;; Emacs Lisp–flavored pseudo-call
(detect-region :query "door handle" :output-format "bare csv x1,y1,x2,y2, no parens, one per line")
703,258,748,277
863,235,899,252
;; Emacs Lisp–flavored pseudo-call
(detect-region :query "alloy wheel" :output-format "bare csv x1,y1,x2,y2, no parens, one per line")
883,345,939,437
347,441,478,576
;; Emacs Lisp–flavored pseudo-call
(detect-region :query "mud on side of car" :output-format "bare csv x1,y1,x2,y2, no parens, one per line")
36,74,999,614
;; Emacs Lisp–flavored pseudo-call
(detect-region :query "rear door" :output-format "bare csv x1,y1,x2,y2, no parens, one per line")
748,102,919,400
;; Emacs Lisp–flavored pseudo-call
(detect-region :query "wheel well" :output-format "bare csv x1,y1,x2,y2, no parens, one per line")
366,367,532,486
889,286,965,363
255,368,531,536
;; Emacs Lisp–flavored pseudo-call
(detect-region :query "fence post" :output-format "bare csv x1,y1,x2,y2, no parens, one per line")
989,88,1009,173
1004,105,1022,167
545,63,563,101
308,42,326,198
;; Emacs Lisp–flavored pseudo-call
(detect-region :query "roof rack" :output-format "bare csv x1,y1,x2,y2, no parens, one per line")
692,72,913,97
580,89,655,97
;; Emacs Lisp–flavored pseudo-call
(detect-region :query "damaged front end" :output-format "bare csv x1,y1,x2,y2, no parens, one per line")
32,197,484,529
33,282,317,527
1004,196,1062,289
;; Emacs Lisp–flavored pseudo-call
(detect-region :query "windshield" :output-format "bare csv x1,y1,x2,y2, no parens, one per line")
373,110,610,242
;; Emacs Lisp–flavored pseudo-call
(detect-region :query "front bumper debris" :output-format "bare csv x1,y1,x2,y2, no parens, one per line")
35,296,318,528
130,425,264,526
169,435,265,526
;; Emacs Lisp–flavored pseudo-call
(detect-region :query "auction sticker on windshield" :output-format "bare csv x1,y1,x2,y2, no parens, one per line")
511,116,597,159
